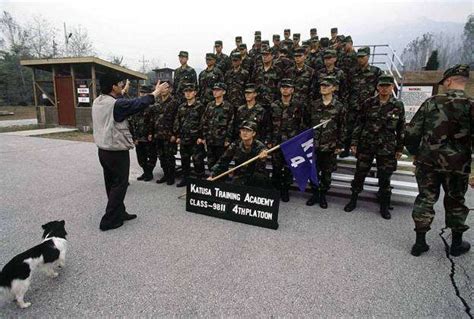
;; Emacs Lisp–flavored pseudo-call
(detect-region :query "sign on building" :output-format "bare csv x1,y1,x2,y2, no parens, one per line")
77,84,90,103
400,85,435,122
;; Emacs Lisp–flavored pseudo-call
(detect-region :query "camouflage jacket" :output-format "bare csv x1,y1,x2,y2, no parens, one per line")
225,67,249,108
173,65,198,98
150,95,178,140
352,95,405,155
274,56,295,76
270,99,302,145
241,55,255,76
216,53,231,74
349,65,383,111
309,97,345,151
198,67,224,106
306,50,324,72
253,63,284,107
270,45,280,57
234,102,270,142
129,106,154,142
312,66,347,102
405,89,474,174
173,100,205,144
211,139,268,178
200,100,234,146
338,49,358,79
287,64,315,103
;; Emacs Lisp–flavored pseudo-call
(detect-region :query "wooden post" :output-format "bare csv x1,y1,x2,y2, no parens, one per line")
91,64,97,100
32,69,38,107
52,66,58,107
70,65,77,108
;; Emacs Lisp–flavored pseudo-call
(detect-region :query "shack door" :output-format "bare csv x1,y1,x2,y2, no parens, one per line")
55,75,75,126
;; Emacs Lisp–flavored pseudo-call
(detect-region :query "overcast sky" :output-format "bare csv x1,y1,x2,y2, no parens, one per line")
2,0,472,72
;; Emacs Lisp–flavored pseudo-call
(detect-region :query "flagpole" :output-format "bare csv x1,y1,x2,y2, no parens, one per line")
177,119,331,199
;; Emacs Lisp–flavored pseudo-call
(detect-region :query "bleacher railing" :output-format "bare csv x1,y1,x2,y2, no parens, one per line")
353,44,405,98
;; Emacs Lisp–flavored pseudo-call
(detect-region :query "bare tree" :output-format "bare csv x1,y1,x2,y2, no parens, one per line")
29,15,59,58
461,14,473,67
0,11,30,56
67,25,94,57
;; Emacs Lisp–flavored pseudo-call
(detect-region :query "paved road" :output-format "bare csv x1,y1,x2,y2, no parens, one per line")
0,135,472,317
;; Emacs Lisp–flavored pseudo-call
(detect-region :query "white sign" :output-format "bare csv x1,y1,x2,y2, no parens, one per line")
78,97,90,103
401,86,434,122
77,88,89,94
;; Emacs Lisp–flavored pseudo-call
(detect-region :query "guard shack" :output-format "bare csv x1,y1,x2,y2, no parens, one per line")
20,57,147,131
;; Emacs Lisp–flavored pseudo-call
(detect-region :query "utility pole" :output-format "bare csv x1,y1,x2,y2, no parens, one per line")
139,54,149,73
63,22,72,56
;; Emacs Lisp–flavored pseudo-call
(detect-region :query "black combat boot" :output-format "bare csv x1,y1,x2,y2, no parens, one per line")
410,232,430,256
380,195,391,220
176,178,187,188
143,168,153,182
344,192,358,212
306,188,319,206
167,164,175,185
156,166,168,184
450,232,471,257
281,188,290,202
319,192,328,209
136,172,146,181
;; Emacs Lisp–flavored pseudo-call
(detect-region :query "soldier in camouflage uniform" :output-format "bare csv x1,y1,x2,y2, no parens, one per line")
282,29,294,58
149,81,178,185
199,82,234,170
214,40,231,74
172,84,206,187
306,28,317,43
249,34,263,77
225,52,250,114
274,47,295,76
129,85,158,181
312,37,329,72
271,34,281,57
311,49,347,103
253,45,285,110
337,36,358,82
239,43,255,76
269,78,303,202
329,27,338,48
341,46,383,157
286,47,315,127
198,53,224,107
344,75,405,219
306,37,320,69
292,33,301,51
209,121,270,187
234,83,270,141
230,36,242,56
173,51,198,105
306,76,345,209
405,64,473,257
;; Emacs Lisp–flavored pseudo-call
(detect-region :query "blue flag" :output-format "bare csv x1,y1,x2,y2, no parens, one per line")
280,128,318,192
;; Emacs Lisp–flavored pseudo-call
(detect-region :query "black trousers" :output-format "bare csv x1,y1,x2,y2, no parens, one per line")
98,149,130,227
135,141,157,172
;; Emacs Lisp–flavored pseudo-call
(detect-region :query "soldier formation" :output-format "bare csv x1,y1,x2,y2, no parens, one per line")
126,27,472,257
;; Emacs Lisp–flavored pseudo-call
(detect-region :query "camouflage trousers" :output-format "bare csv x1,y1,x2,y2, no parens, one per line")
412,165,470,233
135,141,157,171
179,144,206,177
271,149,293,190
312,150,337,193
351,151,397,197
156,139,177,172
206,145,226,172
344,109,357,150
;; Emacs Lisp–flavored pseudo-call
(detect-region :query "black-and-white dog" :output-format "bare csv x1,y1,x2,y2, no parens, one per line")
0,220,68,308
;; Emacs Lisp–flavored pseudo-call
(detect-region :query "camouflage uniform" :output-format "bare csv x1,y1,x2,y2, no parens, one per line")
200,100,234,170
129,106,157,177
270,96,303,191
309,96,345,192
253,62,284,109
216,53,231,74
286,63,315,127
173,99,206,178
211,139,269,187
234,102,270,142
173,65,198,104
350,95,405,199
274,54,295,76
150,95,179,183
198,66,224,107
312,66,347,103
405,88,473,234
338,49,358,78
225,66,249,113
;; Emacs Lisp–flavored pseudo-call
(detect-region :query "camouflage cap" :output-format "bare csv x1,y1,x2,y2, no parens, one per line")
320,37,329,48
214,40,223,46
331,27,338,33
255,35,262,42
310,36,319,43
235,36,242,41
206,53,217,60
378,74,395,85
310,28,317,34
279,47,289,55
336,35,346,42
178,51,189,57
438,64,470,84
262,40,270,46
320,76,338,86
139,85,153,93
254,31,261,36
323,49,337,58
213,82,227,90
183,83,197,91
239,43,247,49
230,52,242,60
240,120,257,132
244,83,257,93
261,45,271,54
343,35,353,43
280,78,294,88
284,29,291,34
273,34,280,40
357,46,370,57
293,33,301,40
294,47,306,56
